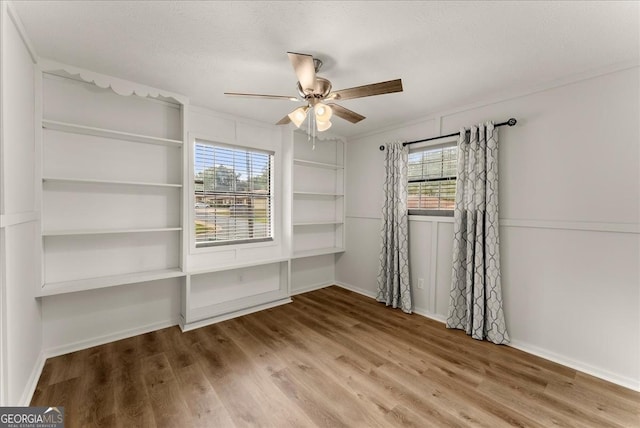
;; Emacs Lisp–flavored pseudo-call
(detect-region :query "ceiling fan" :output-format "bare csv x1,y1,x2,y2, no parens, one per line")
224,52,403,133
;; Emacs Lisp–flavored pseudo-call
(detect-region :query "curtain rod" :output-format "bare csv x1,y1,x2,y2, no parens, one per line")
378,118,517,151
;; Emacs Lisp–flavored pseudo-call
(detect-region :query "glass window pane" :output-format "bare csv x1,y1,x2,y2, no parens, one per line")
195,142,273,246
408,144,457,214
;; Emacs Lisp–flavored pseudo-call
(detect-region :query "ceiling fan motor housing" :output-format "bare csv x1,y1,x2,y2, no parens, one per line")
297,77,332,101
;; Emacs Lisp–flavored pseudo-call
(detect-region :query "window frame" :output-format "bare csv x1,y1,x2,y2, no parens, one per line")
407,136,458,217
189,135,277,253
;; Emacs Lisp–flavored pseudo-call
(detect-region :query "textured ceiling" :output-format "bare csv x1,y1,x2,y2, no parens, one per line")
12,1,640,138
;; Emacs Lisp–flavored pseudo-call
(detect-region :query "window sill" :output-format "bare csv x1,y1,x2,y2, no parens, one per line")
408,215,455,223
189,236,279,255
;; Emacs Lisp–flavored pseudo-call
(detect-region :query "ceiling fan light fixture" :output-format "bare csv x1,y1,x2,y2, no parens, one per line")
288,106,310,128
316,119,332,132
314,103,333,122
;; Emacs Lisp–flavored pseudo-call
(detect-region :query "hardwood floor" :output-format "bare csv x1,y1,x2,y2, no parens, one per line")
31,286,639,427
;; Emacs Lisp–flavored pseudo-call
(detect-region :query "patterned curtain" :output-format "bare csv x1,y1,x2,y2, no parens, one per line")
447,122,509,344
376,142,412,313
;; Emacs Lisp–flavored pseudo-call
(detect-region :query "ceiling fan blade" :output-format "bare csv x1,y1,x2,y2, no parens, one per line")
329,79,403,101
276,115,291,125
287,52,317,95
327,103,366,124
224,92,299,101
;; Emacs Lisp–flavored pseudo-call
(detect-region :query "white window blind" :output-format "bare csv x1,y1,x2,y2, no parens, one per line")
408,144,457,215
194,142,273,247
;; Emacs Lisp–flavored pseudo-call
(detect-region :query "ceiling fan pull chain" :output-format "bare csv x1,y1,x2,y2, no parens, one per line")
312,113,317,150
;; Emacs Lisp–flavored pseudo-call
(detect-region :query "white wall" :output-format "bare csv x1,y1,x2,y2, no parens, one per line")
336,66,640,390
0,2,43,405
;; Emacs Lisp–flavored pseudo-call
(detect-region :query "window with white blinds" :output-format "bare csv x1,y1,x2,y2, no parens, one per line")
408,143,457,216
194,141,273,247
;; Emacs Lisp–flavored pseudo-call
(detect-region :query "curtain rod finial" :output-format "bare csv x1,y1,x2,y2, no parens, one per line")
507,118,517,126
379,145,385,151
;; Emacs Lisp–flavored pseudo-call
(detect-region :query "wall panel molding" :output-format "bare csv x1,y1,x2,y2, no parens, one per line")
500,219,638,234
348,215,639,234
0,211,39,228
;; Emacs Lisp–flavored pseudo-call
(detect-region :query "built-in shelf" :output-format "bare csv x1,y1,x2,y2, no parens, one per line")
292,247,345,259
188,257,290,276
37,268,186,297
293,159,343,170
42,119,183,147
293,221,344,227
293,191,344,198
42,227,182,237
43,177,182,188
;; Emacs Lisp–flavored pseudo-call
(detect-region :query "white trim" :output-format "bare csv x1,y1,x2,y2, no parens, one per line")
45,319,178,360
6,2,38,64
428,222,438,313
509,340,640,393
293,221,343,226
38,268,185,297
409,215,454,223
42,119,183,147
293,159,343,170
18,349,45,406
38,59,188,105
345,215,381,221
349,60,639,141
292,247,344,259
180,297,291,332
188,257,289,275
42,72,182,110
293,191,344,197
187,132,281,256
0,230,6,405
413,306,447,324
0,211,39,228
42,227,182,237
334,281,377,300
367,215,637,234
0,1,4,218
43,177,183,188
290,281,333,296
407,135,458,152
500,219,638,234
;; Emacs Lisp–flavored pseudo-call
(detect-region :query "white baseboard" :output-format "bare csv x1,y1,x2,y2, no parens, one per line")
44,318,179,359
413,306,447,324
508,340,640,392
336,281,448,323
180,298,292,332
334,281,377,299
334,280,640,392
290,282,334,296
19,349,46,406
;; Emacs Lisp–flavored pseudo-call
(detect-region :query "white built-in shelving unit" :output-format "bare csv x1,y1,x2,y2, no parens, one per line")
38,64,188,297
291,131,346,259
35,62,347,330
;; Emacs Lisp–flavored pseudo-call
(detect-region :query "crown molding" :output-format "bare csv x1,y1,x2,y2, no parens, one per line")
38,58,189,105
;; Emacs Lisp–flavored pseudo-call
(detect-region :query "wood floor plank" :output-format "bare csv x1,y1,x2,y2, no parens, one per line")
75,346,117,426
141,353,193,428
173,362,235,428
31,286,640,427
